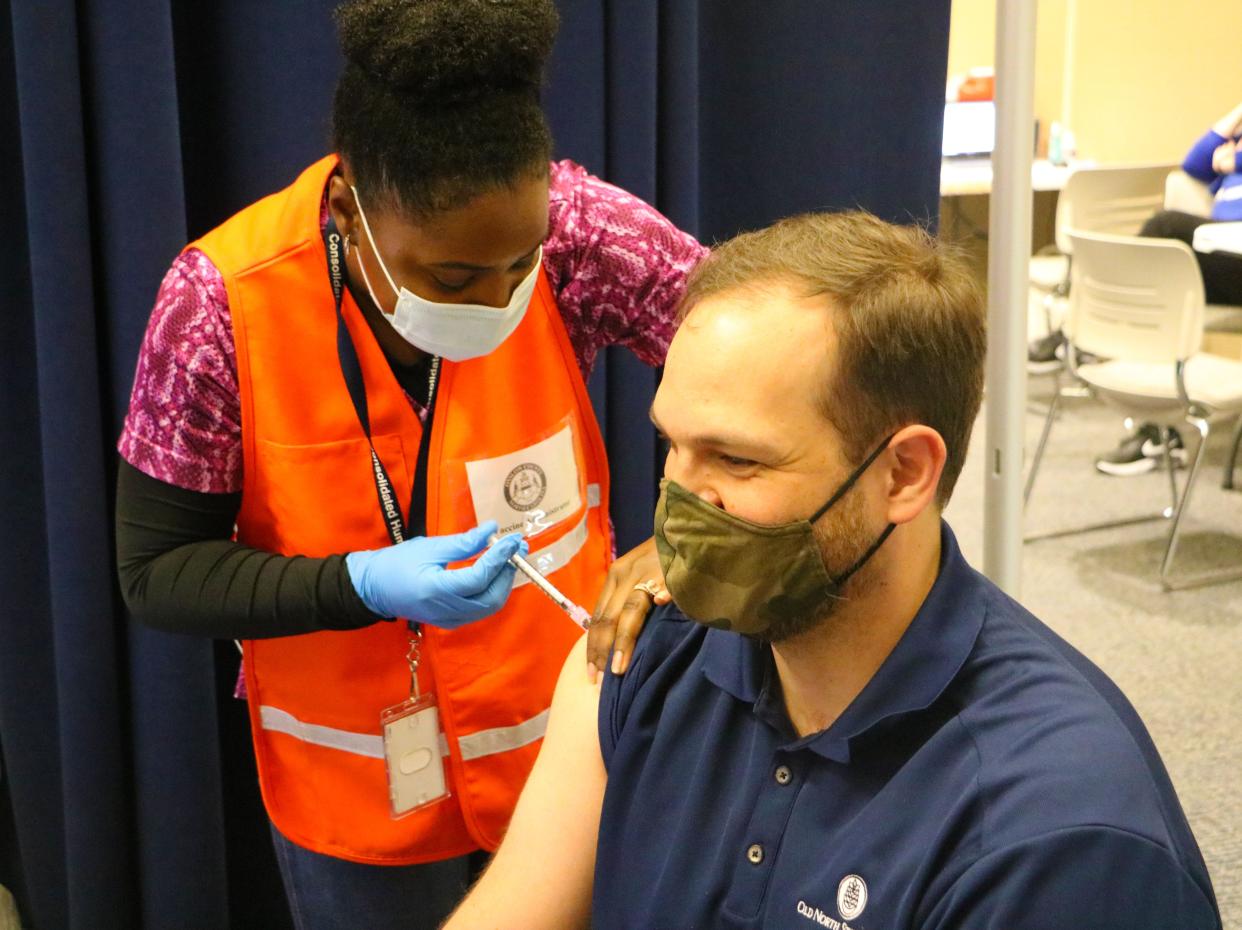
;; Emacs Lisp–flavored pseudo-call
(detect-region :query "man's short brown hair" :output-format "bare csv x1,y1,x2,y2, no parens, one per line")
680,210,986,506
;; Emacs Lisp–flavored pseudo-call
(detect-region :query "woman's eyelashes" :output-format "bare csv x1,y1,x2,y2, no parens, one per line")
432,276,472,292
430,251,537,294
512,250,539,272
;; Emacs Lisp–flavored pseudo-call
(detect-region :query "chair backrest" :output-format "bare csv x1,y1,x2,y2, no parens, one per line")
1163,168,1215,218
1065,231,1204,363
1055,163,1177,254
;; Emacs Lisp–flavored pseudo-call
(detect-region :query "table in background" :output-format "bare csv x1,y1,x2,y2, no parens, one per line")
940,157,1081,198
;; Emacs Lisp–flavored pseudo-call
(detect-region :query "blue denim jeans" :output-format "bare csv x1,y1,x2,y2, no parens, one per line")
269,822,487,930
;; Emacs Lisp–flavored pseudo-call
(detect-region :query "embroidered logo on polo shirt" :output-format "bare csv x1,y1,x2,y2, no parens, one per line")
837,874,868,920
795,877,869,930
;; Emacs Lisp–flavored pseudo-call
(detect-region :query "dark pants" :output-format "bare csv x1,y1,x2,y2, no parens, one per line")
269,822,489,930
1140,210,1242,306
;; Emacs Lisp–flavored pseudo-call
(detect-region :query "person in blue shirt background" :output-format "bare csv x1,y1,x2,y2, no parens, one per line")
1138,99,1242,309
1094,101,1242,476
440,210,1221,930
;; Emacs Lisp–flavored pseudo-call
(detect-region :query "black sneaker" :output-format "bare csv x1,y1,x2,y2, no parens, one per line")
1027,330,1065,374
1094,424,1187,476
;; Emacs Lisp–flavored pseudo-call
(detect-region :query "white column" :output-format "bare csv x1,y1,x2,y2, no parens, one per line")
983,0,1038,594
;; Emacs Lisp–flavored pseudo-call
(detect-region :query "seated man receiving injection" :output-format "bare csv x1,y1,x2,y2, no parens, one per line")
443,211,1221,930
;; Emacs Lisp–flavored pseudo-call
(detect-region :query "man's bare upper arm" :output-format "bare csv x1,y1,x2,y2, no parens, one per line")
443,635,606,930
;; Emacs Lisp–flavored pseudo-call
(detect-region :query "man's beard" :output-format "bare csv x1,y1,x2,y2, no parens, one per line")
744,490,877,645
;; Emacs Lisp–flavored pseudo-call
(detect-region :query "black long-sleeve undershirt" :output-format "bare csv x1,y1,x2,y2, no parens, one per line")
115,459,384,638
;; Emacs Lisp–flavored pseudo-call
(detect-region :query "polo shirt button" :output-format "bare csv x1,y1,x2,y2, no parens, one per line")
746,843,764,864
774,765,792,785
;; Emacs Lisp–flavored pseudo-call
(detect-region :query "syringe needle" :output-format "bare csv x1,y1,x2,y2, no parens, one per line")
508,551,592,629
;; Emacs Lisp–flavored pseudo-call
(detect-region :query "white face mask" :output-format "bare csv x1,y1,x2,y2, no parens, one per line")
349,185,540,362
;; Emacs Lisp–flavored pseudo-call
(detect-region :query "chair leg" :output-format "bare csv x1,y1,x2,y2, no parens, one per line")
1159,414,1242,591
1023,378,1060,508
1041,291,1057,337
1024,405,1177,543
1224,417,1242,491
1161,426,1179,519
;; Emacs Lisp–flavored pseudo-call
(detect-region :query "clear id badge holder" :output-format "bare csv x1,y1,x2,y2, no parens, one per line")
381,627,450,819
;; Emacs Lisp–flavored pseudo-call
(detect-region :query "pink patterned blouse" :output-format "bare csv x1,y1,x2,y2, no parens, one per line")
118,160,707,493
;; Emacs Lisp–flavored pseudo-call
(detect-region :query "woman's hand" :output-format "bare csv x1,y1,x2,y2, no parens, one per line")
1213,139,1238,176
1212,102,1242,140
585,537,671,680
345,522,526,628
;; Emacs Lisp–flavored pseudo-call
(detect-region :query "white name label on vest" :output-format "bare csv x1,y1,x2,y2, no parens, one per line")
465,424,582,538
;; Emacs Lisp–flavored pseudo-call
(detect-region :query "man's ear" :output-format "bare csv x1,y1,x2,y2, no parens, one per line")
882,425,946,525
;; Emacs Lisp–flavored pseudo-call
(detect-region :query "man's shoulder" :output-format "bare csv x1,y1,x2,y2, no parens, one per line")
611,602,703,681
597,604,712,763
950,584,1196,856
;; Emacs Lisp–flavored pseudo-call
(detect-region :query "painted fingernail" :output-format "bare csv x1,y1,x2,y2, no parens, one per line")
587,662,598,682
611,651,623,675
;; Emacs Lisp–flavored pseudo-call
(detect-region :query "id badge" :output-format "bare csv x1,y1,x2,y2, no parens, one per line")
381,694,450,819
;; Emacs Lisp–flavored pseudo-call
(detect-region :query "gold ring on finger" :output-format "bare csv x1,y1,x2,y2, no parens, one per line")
632,580,662,598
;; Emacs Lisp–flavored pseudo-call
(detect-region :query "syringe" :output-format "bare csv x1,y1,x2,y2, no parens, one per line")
508,550,593,629
488,532,593,628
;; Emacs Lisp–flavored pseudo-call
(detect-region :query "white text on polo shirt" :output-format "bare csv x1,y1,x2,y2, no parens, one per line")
796,900,860,930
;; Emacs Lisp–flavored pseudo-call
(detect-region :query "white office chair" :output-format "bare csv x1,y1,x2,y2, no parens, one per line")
1029,163,1176,341
1164,168,1217,217
1025,231,1242,590
1161,169,1242,488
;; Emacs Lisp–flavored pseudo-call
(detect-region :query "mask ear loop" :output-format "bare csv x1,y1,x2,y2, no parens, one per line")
349,185,403,299
808,432,899,588
350,233,390,314
832,522,897,587
808,433,897,524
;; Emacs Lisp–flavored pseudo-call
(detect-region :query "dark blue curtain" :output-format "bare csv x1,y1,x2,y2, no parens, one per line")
0,1,949,926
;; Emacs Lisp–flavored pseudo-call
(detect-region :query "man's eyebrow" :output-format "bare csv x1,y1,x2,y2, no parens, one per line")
649,404,774,456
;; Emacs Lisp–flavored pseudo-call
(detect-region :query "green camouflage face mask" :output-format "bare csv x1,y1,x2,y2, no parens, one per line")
653,436,896,636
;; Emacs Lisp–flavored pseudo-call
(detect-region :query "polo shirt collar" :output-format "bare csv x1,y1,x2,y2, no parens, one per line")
701,521,987,763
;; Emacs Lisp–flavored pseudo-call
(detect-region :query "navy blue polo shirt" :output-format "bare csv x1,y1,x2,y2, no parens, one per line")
593,523,1219,930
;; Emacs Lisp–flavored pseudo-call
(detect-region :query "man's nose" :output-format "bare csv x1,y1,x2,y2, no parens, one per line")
693,484,726,509
663,456,725,509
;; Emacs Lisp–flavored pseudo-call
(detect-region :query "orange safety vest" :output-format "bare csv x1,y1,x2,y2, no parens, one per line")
192,156,612,864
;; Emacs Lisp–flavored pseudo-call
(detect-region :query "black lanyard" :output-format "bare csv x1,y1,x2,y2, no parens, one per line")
323,216,439,546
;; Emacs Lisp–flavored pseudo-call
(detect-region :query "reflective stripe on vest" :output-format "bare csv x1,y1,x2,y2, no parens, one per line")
259,706,545,763
260,706,384,758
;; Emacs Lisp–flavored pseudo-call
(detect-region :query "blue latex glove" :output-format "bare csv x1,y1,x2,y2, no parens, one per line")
345,521,528,629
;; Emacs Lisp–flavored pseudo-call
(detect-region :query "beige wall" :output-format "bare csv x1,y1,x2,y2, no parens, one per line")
946,0,995,82
947,0,1066,156
948,0,1240,164
1068,0,1239,163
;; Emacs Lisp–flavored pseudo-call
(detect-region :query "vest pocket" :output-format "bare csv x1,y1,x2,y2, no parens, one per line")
247,434,413,557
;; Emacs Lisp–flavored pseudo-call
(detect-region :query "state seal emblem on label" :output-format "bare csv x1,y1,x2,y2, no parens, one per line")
503,463,547,512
